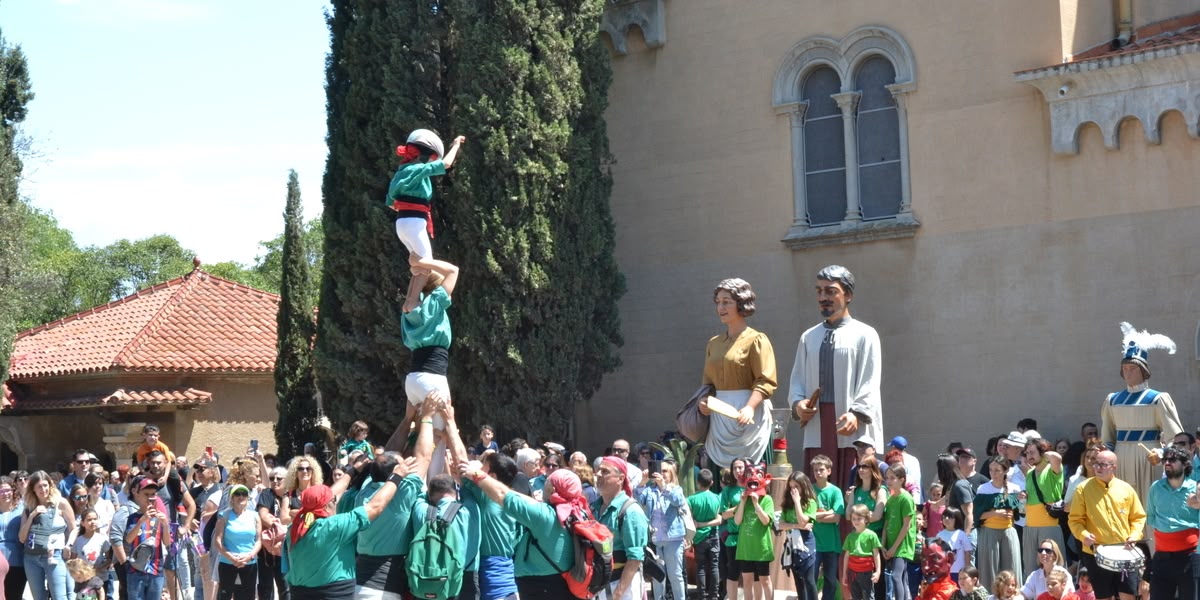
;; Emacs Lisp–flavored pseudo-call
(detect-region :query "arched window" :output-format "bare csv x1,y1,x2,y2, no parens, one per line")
802,67,846,226
855,56,901,221
772,26,919,248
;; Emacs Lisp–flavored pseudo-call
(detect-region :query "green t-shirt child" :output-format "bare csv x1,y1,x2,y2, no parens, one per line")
735,494,775,562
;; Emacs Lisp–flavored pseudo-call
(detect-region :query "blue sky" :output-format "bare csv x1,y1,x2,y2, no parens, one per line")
1,0,331,265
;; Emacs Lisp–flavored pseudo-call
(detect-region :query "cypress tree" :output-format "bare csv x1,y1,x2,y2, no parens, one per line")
439,0,623,438
0,31,33,386
316,0,623,440
273,170,321,460
316,0,449,430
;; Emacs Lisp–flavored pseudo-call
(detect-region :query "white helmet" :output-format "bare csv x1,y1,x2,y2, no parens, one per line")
406,129,444,158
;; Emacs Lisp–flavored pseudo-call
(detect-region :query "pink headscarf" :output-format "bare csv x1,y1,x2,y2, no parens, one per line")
601,456,634,498
547,469,589,523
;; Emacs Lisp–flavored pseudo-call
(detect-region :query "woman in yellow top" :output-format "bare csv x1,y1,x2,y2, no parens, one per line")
699,278,778,470
972,457,1023,591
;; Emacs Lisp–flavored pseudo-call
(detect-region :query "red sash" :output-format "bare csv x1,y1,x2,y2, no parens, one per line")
391,200,434,238
1154,527,1198,552
849,555,875,572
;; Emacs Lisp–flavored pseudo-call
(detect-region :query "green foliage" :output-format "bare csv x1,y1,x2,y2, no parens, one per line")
649,439,706,497
0,29,34,385
274,170,322,461
315,0,623,441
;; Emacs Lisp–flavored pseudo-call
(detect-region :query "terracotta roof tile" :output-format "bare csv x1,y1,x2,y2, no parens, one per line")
1018,15,1200,75
13,387,213,410
9,269,280,379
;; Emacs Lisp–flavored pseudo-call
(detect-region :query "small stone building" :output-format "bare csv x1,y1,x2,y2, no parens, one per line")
1,264,280,473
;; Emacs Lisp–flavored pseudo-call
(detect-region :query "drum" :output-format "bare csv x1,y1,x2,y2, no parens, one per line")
1094,543,1146,574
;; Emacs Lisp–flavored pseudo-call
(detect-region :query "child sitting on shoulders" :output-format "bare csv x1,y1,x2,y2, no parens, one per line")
339,420,373,460
134,424,175,467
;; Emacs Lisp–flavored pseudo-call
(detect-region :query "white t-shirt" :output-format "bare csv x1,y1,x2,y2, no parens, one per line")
1022,566,1075,600
71,533,112,569
936,528,971,573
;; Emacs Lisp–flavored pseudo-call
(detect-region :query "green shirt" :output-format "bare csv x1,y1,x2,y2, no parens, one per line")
594,492,649,562
687,490,722,545
355,475,421,557
883,492,917,560
503,491,574,577
1026,464,1065,505
852,487,885,534
842,528,882,557
387,160,447,204
814,482,844,553
720,485,744,546
401,287,452,351
284,506,371,588
463,481,518,560
735,494,775,562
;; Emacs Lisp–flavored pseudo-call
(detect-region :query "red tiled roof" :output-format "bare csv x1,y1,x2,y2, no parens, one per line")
1018,14,1200,75
9,269,280,379
13,387,213,411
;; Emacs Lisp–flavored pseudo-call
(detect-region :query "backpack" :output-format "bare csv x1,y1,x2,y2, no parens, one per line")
617,498,665,582
406,502,465,600
530,503,615,599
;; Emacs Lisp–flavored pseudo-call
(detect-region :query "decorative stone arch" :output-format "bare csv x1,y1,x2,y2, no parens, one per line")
772,25,920,248
0,418,34,470
601,0,666,56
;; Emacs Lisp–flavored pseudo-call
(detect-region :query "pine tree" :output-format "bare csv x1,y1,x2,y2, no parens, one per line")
274,170,321,460
316,0,623,440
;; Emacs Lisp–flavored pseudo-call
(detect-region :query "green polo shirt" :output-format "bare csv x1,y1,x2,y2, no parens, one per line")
503,491,574,577
355,475,422,557
687,490,722,545
463,481,517,560
284,506,370,588
401,287,452,351
594,492,649,563
387,160,446,204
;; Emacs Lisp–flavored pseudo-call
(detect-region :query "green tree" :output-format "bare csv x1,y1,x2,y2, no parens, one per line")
0,29,33,384
251,218,323,307
439,0,623,438
315,0,623,440
315,0,449,431
274,170,321,461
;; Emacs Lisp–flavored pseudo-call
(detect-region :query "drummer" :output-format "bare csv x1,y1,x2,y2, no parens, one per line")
1144,446,1200,600
1067,450,1147,600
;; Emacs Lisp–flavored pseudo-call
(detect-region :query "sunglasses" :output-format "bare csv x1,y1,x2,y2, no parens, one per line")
72,495,88,501
270,476,285,482
1037,548,1055,555
297,466,312,472
612,449,629,455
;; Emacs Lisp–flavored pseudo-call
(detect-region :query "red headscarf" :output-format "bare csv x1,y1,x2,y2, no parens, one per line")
546,469,589,523
601,456,634,498
289,485,334,546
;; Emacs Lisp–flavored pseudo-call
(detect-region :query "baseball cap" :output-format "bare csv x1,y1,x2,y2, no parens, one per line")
137,478,161,491
1001,431,1028,447
889,436,908,450
955,447,977,458
229,484,250,496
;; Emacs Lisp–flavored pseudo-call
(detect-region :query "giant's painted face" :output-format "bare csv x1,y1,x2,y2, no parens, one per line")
921,543,953,581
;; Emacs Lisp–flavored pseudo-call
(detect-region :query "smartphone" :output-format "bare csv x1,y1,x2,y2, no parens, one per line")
250,439,259,452
649,460,662,475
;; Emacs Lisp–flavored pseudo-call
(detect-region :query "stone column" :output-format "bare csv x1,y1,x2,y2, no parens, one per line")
102,422,147,467
832,91,862,224
886,82,917,218
775,101,811,231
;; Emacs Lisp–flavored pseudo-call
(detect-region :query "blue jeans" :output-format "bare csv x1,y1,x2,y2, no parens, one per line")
816,552,841,600
651,539,685,600
127,570,166,600
25,551,71,600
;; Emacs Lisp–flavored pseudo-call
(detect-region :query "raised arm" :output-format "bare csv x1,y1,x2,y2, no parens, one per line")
410,392,440,480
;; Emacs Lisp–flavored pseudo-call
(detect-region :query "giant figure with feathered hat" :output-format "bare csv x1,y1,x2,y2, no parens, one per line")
1099,322,1185,500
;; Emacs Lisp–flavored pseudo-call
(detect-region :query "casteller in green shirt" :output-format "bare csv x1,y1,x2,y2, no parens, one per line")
502,491,574,577
284,506,371,588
